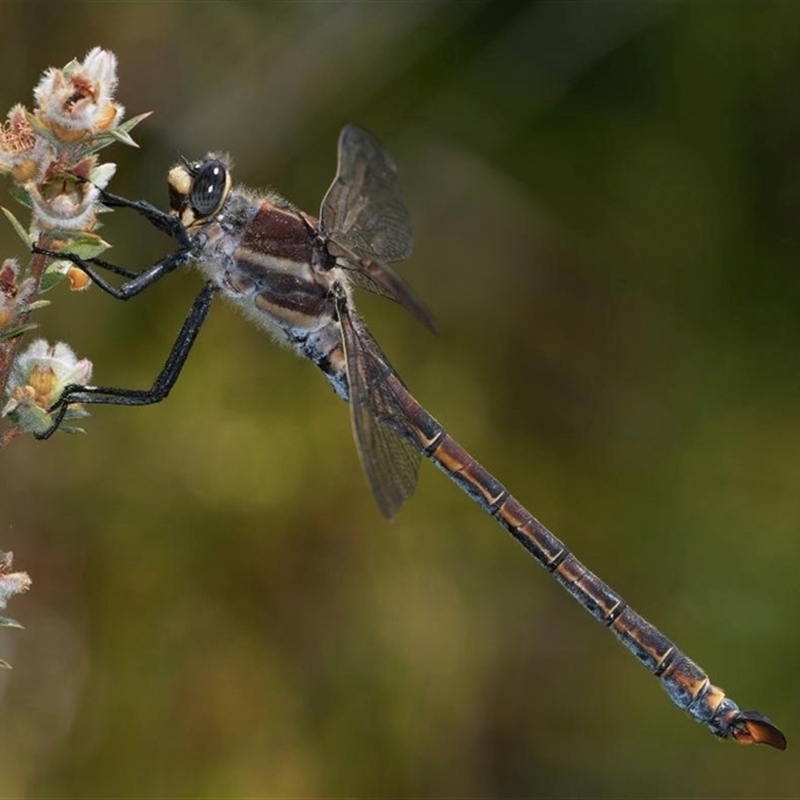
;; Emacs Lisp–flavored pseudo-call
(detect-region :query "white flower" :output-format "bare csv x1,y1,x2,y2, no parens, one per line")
3,339,92,417
0,551,31,611
33,47,125,141
27,179,102,231
90,161,116,190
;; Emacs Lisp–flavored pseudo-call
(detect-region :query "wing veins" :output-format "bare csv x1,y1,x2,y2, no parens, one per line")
337,296,421,519
321,125,437,333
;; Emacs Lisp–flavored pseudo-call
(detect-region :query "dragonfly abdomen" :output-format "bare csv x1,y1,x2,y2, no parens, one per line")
379,371,785,747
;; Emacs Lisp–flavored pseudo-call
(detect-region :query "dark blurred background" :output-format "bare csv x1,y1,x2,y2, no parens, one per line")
0,2,798,797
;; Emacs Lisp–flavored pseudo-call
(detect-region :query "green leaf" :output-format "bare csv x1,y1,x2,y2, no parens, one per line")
1,207,32,247
49,227,101,243
9,184,32,210
38,271,66,293
0,659,12,669
113,111,153,146
79,112,154,154
116,111,153,134
0,617,23,629
43,258,72,273
44,232,110,263
38,232,109,271
108,128,139,148
64,234,110,260
24,299,50,311
0,322,37,342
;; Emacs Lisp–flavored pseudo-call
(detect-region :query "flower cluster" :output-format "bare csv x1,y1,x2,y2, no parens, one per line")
0,551,31,613
0,47,148,440
0,550,31,657
2,339,92,435
0,104,52,184
33,47,124,143
0,47,143,234
0,48,138,661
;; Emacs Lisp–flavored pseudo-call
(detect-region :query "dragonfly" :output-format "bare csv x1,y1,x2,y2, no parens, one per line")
35,125,785,749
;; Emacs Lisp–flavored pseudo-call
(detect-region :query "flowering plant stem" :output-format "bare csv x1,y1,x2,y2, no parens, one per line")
0,47,146,653
0,234,52,447
0,47,148,442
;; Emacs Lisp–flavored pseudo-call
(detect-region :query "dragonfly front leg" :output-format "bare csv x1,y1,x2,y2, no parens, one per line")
32,181,197,299
97,189,191,246
33,245,194,300
34,282,218,440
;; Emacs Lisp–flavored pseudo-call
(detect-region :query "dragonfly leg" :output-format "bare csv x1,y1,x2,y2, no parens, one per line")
98,189,190,246
33,245,193,300
34,282,218,439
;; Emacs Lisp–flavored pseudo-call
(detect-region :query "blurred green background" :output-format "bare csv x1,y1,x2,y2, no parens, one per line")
1,2,799,797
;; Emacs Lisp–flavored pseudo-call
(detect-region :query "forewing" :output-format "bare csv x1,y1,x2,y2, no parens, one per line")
337,296,421,519
321,126,437,332
321,125,413,263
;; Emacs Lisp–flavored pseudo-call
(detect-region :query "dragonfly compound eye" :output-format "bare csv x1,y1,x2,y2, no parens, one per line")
190,159,229,218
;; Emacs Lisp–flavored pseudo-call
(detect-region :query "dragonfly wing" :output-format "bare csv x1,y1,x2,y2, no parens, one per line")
321,125,413,263
321,125,436,332
337,293,421,519
329,240,438,334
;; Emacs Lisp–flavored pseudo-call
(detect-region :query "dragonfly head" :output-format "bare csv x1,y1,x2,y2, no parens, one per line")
168,153,232,229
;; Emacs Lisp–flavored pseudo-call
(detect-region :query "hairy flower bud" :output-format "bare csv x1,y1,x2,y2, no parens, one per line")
27,178,103,231
33,47,125,142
